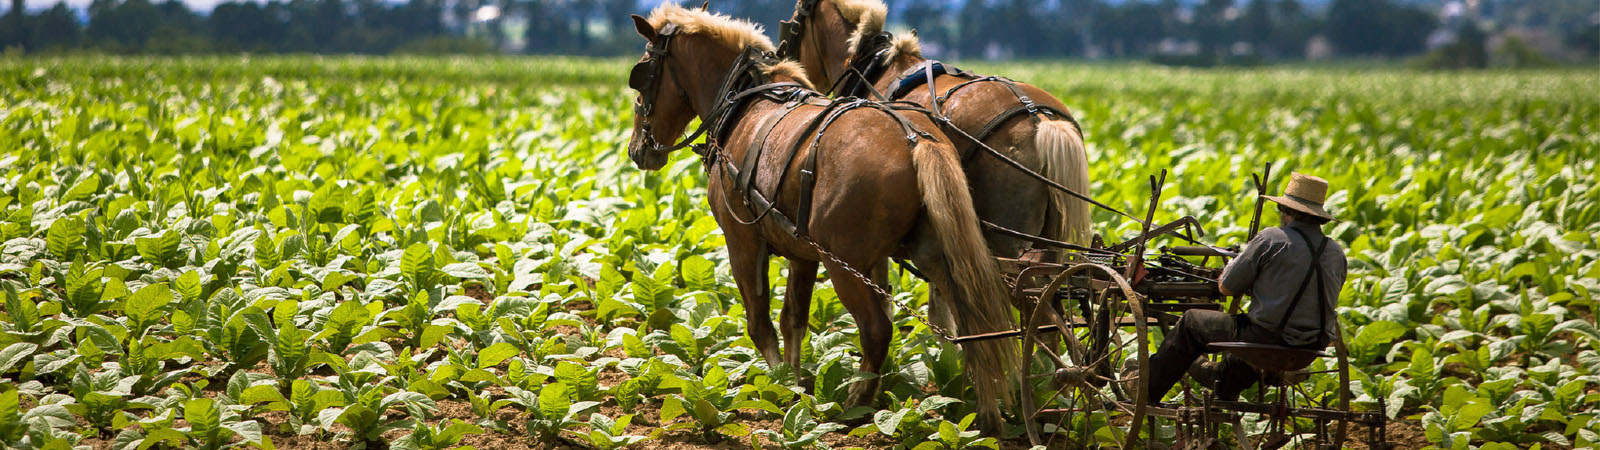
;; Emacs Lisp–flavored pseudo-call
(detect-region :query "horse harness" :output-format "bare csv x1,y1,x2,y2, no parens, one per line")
632,34,932,240
830,34,1085,163
812,32,1138,227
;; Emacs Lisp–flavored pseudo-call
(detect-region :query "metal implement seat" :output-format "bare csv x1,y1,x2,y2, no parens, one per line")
1206,342,1326,375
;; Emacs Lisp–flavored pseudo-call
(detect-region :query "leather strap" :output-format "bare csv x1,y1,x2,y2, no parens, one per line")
1276,227,1332,341
832,32,894,99
704,48,931,239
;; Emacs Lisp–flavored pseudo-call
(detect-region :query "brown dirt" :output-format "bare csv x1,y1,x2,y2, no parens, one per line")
268,433,351,449
819,429,900,449
597,367,631,388
565,300,595,312
1341,418,1428,450
1438,362,1478,383
464,284,494,303
1571,304,1593,324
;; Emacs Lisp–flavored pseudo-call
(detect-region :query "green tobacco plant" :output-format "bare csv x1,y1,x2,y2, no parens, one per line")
392,419,483,450
915,414,997,450
1422,385,1493,449
856,396,962,447
123,398,269,450
503,383,599,445
63,364,155,436
752,403,844,450
659,362,783,442
248,301,341,396
196,293,270,378
578,413,647,450
463,390,516,431
319,368,435,448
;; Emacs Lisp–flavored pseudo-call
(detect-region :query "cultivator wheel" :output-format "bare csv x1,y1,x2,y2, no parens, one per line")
1018,263,1150,449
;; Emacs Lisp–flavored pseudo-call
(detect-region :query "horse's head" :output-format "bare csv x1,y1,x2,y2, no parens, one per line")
780,0,885,93
626,14,698,171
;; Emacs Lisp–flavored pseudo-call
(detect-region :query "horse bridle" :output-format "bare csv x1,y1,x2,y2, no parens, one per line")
630,23,709,156
779,0,893,99
780,0,857,94
777,0,821,60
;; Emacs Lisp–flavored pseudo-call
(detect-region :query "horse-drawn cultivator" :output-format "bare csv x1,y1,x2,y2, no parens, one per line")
951,169,1395,449
624,4,1397,448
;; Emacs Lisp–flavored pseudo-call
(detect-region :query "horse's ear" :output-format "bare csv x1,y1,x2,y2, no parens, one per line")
699,1,709,10
632,14,656,40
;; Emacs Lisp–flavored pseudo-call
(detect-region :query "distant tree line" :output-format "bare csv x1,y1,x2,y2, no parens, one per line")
1,0,1594,61
3,0,473,54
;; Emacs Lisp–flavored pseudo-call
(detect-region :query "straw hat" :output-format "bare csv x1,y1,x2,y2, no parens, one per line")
1264,172,1335,221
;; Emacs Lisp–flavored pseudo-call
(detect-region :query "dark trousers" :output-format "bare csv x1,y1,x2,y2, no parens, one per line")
1146,310,1320,401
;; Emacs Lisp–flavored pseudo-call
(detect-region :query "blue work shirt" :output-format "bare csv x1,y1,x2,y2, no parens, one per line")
1219,221,1347,347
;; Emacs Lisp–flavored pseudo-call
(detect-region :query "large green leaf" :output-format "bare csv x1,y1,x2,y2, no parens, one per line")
537,383,570,420
46,217,86,259
184,398,225,447
135,230,182,267
476,342,519,368
125,283,174,336
400,243,434,285
0,343,37,374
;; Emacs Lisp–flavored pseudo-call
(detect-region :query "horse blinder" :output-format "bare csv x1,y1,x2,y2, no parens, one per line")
631,25,679,122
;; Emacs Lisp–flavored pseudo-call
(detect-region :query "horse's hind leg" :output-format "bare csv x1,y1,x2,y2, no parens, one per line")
779,259,817,369
729,243,782,367
823,259,891,408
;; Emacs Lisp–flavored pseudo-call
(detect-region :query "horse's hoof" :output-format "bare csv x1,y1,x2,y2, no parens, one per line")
843,384,879,409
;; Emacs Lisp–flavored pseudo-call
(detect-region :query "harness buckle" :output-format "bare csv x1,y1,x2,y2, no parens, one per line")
1017,95,1039,115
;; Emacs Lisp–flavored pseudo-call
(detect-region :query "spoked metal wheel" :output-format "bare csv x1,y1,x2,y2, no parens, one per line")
1019,263,1150,449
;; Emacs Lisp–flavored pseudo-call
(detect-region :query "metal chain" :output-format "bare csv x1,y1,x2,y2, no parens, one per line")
803,239,958,342
700,142,959,343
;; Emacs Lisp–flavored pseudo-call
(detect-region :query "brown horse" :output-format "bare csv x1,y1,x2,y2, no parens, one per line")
624,4,1016,429
778,0,1093,264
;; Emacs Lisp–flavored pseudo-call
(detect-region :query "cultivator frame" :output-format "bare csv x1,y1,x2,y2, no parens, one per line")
950,168,1395,449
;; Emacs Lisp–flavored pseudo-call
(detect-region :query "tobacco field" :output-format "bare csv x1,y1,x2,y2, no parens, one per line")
0,56,1596,449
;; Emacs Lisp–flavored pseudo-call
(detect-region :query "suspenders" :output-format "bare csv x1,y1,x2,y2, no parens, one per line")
1277,227,1333,342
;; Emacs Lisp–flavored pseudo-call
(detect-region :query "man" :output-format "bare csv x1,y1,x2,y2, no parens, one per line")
1145,172,1347,402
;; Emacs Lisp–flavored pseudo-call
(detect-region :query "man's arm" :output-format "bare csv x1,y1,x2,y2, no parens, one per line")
1218,281,1239,296
1218,232,1273,296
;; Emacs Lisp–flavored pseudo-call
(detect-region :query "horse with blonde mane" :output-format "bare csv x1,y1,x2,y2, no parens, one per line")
624,4,1017,431
778,0,1094,267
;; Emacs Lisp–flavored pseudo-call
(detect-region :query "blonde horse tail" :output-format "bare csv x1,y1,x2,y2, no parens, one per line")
1036,119,1092,248
911,138,1019,428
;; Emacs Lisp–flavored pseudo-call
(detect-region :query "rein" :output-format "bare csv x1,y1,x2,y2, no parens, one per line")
831,32,896,100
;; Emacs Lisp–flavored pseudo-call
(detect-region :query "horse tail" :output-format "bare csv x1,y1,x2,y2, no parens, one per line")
910,138,1019,427
1036,119,1092,247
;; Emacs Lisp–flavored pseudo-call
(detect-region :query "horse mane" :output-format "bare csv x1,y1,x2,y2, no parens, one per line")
886,32,922,61
646,4,813,89
832,0,888,59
